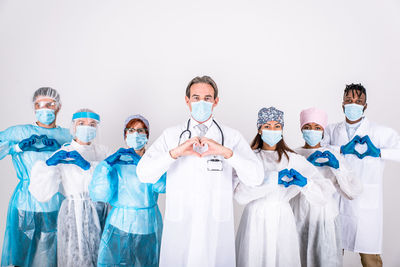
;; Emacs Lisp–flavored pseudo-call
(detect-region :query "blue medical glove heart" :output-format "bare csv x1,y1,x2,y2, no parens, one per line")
19,135,61,152
105,148,140,166
341,135,380,159
278,168,307,188
46,150,91,170
307,150,339,169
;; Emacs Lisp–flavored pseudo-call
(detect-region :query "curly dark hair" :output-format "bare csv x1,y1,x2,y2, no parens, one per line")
344,83,367,101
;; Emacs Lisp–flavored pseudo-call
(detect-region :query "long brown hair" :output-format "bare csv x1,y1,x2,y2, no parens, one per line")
250,133,295,162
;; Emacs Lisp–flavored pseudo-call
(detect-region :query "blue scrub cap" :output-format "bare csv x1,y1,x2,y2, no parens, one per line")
124,114,150,131
257,107,284,129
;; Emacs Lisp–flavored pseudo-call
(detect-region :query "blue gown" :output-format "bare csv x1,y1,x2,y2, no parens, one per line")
89,152,166,267
0,124,72,267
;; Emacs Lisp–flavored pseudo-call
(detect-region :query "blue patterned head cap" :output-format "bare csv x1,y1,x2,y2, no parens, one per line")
257,107,284,129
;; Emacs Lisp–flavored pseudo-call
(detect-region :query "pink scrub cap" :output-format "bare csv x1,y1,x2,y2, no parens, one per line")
300,107,328,129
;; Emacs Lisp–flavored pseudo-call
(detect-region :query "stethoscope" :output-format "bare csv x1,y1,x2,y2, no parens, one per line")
178,118,224,146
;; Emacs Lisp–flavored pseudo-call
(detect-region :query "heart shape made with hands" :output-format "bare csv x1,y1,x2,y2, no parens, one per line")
193,142,209,154
20,134,61,152
46,150,90,170
307,150,340,169
343,135,379,159
115,149,140,165
278,168,308,188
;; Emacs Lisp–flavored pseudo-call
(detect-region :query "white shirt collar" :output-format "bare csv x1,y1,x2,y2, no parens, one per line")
189,116,214,130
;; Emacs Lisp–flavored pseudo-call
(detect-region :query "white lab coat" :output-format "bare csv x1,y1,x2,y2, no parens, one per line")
234,150,327,267
322,118,400,254
293,146,362,267
29,140,111,267
136,118,264,267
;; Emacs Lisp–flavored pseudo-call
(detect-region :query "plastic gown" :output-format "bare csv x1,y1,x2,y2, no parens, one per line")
292,146,362,267
89,151,166,267
29,140,110,267
0,124,71,267
234,150,329,267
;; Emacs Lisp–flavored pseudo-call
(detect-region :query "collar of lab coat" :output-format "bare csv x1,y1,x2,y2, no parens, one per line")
337,117,370,141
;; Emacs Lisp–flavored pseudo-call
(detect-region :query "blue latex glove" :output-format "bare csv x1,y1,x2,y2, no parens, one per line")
289,169,308,187
278,169,291,187
46,150,69,166
46,150,91,170
307,150,339,169
105,148,140,166
359,135,381,159
278,168,307,188
39,135,61,152
340,135,362,157
18,135,39,151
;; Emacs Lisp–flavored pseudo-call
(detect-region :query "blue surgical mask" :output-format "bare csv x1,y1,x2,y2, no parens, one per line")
126,132,148,150
302,130,323,147
35,108,55,125
261,130,283,147
191,100,213,122
75,126,97,143
344,104,364,121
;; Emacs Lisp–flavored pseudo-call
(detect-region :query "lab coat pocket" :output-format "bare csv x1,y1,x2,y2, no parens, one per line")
212,189,233,222
165,190,183,221
358,184,380,210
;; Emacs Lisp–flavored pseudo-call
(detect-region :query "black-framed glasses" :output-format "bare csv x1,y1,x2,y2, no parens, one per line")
125,128,147,134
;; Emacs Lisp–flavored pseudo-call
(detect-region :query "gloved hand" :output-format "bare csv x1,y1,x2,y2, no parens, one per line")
105,148,140,166
307,150,339,169
340,135,361,157
40,135,61,152
289,169,308,187
18,135,39,151
359,135,381,159
278,168,307,188
46,150,91,170
278,169,291,187
46,150,69,166
65,151,91,170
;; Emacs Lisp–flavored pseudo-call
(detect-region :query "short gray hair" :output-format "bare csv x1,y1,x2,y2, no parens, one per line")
185,76,218,99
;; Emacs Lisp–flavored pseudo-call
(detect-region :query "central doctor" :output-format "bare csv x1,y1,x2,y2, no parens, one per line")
137,76,264,267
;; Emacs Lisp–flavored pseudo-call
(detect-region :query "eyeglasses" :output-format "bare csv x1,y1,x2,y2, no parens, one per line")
125,128,147,134
34,101,58,110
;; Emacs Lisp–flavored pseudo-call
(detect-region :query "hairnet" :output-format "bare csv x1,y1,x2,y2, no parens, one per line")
32,87,61,105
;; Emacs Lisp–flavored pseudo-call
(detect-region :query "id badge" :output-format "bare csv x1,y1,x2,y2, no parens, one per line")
207,158,223,171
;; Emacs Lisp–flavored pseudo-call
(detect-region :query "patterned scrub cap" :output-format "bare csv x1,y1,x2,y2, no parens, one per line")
257,107,284,129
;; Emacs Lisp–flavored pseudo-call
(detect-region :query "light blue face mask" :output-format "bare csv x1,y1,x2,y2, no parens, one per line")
261,130,283,147
126,132,148,150
75,126,97,143
191,100,213,122
344,104,364,121
35,108,55,125
302,130,323,147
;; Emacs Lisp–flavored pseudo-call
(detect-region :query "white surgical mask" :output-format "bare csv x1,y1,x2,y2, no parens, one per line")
261,130,283,147
191,101,213,122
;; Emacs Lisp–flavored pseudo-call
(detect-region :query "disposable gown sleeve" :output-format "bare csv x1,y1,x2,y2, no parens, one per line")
225,132,264,186
152,173,167,194
329,152,363,200
89,161,117,203
379,127,400,162
234,171,279,205
0,127,19,160
137,130,176,184
29,160,62,202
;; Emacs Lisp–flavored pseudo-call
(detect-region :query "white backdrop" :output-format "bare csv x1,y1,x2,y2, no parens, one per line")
0,0,399,266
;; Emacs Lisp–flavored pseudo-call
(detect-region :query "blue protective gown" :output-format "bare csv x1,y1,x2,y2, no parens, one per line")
0,124,72,267
89,153,166,267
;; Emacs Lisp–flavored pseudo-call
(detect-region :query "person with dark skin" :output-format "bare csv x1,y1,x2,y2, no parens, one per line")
323,84,400,267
